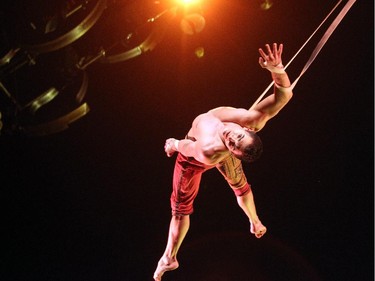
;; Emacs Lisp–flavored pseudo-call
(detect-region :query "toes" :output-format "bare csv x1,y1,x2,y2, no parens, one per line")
255,228,267,238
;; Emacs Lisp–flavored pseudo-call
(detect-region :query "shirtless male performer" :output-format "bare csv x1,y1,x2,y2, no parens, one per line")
153,43,293,281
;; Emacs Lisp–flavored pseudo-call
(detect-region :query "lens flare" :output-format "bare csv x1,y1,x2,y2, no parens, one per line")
195,47,204,58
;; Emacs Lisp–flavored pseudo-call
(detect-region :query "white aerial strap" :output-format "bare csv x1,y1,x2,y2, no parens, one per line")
250,0,357,110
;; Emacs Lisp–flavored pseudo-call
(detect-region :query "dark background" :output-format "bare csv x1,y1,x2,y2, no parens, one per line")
1,0,373,280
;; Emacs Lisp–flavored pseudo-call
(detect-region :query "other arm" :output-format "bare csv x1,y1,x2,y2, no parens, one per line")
164,137,222,165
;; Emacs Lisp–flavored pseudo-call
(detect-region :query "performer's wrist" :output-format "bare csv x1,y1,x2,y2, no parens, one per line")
174,140,179,151
271,64,286,74
274,82,292,92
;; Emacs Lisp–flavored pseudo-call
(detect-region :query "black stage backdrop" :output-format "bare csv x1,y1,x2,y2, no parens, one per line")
1,1,373,280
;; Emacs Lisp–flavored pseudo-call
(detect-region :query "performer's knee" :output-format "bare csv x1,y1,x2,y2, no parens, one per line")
231,182,250,197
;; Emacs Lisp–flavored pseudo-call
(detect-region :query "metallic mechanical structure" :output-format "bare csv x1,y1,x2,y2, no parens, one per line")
0,0,204,136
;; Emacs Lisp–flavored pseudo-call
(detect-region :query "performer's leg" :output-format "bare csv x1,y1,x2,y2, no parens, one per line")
236,188,267,238
216,154,266,238
153,215,190,281
216,153,247,189
154,153,209,280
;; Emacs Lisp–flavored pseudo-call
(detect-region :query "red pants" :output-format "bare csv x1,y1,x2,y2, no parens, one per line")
170,153,250,216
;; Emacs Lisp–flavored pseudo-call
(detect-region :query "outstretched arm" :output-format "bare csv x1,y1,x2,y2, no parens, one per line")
208,43,293,131
252,43,293,121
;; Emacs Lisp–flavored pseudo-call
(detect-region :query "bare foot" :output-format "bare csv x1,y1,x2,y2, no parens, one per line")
250,220,267,238
153,256,179,281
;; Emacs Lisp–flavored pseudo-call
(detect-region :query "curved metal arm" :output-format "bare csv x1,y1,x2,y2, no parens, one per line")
23,0,107,54
101,7,177,64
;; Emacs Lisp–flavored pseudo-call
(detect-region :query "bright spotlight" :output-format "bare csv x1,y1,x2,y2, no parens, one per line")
175,0,205,35
178,0,200,5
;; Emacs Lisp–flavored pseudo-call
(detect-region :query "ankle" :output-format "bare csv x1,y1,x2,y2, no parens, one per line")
160,255,177,265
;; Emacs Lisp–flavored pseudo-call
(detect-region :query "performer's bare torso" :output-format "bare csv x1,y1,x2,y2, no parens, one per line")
187,113,234,165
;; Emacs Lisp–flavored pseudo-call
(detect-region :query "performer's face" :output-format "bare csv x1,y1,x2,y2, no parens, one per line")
224,127,254,157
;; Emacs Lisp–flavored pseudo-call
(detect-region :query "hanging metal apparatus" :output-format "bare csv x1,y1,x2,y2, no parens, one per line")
74,6,178,69
0,0,201,136
0,0,107,136
21,72,90,137
22,0,108,55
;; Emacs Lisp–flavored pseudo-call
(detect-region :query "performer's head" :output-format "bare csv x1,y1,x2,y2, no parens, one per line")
240,130,263,162
223,127,263,163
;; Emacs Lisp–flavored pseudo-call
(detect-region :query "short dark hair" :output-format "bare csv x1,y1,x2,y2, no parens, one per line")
237,131,263,163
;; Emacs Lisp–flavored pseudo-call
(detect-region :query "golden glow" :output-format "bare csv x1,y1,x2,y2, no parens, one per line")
195,47,204,58
260,0,273,10
178,0,200,5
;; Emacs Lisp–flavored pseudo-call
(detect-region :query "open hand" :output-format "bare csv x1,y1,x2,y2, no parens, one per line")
258,43,284,73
